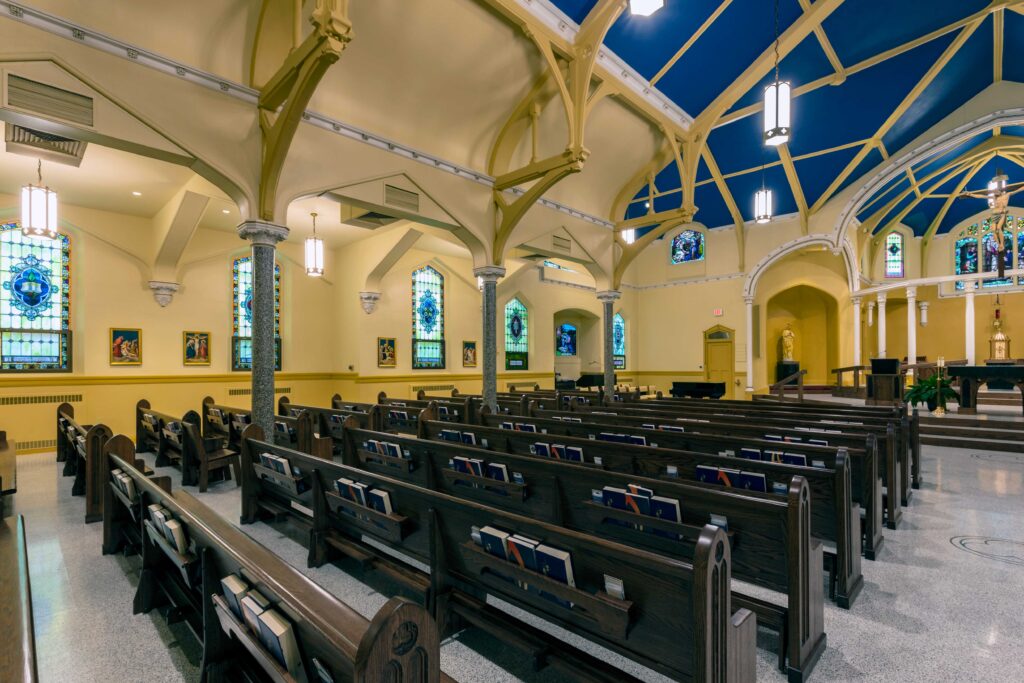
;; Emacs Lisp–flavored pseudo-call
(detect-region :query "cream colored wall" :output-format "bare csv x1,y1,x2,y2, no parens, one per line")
765,286,839,385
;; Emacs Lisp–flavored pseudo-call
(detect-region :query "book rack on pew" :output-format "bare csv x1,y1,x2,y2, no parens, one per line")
135,399,200,483
239,425,758,683
101,433,450,683
56,403,113,523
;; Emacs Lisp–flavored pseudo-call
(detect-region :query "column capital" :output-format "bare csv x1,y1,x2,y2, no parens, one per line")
359,291,381,314
867,300,875,310
238,220,289,246
148,280,179,307
905,285,917,300
918,301,930,311
743,295,755,305
596,290,622,303
964,287,976,299
851,295,862,306
473,265,506,283
876,292,887,305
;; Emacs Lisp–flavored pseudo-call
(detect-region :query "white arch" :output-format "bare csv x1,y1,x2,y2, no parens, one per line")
743,235,859,298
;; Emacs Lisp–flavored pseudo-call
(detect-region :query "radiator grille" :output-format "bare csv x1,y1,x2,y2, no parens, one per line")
17,439,56,452
0,393,82,406
228,387,291,396
410,384,455,394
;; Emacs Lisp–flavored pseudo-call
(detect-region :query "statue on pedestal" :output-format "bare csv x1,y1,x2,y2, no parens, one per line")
782,324,796,361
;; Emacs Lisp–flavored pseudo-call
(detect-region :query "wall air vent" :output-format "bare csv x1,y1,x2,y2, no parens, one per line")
410,384,455,395
551,235,571,252
5,124,87,167
384,184,420,212
343,211,401,230
0,393,82,406
7,75,94,127
228,387,291,396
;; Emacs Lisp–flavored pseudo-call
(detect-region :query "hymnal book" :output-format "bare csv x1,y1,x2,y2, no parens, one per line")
119,475,137,499
310,657,335,683
507,534,539,572
642,424,656,430
240,592,270,634
602,486,629,510
517,423,537,433
487,463,509,482
738,471,768,493
772,481,788,495
274,421,289,434
695,465,718,484
163,519,189,554
660,425,685,432
739,447,761,460
624,490,651,516
461,432,477,446
220,574,249,619
627,435,647,447
650,496,681,523
392,401,407,408
258,609,302,675
363,440,378,453
468,459,485,477
500,422,514,430
348,482,369,506
532,442,551,457
151,507,171,534
782,453,808,467
439,406,450,417
440,429,462,442
385,442,404,459
783,436,802,443
480,526,511,560
604,574,626,600
565,446,584,462
368,489,393,515
550,444,566,460
148,503,166,526
812,460,826,469
717,467,740,487
627,483,655,498
809,439,829,446
764,450,784,463
764,434,783,442
453,457,472,474
536,544,575,587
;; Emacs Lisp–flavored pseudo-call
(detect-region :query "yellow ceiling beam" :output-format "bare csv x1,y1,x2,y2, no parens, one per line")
612,211,694,289
616,207,693,231
700,145,747,269
797,0,845,80
809,19,982,214
649,0,733,86
994,8,1004,81
874,158,987,236
920,159,988,274
777,144,809,233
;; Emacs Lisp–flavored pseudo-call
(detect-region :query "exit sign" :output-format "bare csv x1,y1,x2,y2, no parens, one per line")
713,308,724,317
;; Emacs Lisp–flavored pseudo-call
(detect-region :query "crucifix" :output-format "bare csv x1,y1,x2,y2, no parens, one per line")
959,170,1024,278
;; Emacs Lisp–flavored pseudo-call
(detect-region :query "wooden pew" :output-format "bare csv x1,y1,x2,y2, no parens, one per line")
0,515,37,683
240,428,757,683
201,396,254,453
420,415,862,612
135,399,200,483
278,397,376,458
55,403,113,523
0,431,15,516
102,436,172,557
102,438,450,682
338,419,825,678
385,391,472,423
180,422,241,492
517,407,884,561
200,396,329,457
445,390,530,417
565,400,908,531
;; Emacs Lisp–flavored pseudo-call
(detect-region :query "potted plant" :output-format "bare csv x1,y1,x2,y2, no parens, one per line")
905,373,956,411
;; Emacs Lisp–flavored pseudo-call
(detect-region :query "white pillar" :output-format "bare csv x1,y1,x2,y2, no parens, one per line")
852,296,862,365
867,301,875,327
745,296,755,393
876,293,887,358
906,286,917,364
918,301,929,327
965,289,976,365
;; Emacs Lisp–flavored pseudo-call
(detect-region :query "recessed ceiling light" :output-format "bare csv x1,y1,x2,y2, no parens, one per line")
131,191,142,196
222,209,230,214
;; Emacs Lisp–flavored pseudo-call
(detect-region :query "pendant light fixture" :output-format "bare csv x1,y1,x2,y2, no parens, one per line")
304,211,324,277
754,154,772,224
21,159,58,240
629,0,664,16
763,0,791,147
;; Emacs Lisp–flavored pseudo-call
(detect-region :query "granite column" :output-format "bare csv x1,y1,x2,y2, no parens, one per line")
597,290,621,400
475,266,505,412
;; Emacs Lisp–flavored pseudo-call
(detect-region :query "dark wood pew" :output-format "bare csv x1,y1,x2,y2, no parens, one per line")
102,436,172,557
0,431,15,516
330,394,426,435
278,397,376,458
564,400,908,531
385,392,472,424
201,396,254,453
447,390,530,417
240,428,757,683
517,408,884,561
55,403,113,523
329,394,378,413
102,437,450,682
135,399,199,483
201,396,329,457
180,422,241,493
337,420,825,678
0,515,37,682
419,416,862,611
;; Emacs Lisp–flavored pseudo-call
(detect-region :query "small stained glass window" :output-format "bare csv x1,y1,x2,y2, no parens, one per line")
232,255,281,370
670,230,704,264
412,265,445,369
555,323,577,356
884,232,903,278
504,297,528,370
612,313,625,369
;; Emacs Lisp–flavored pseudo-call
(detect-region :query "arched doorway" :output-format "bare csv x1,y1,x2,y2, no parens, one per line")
703,325,735,399
765,285,839,385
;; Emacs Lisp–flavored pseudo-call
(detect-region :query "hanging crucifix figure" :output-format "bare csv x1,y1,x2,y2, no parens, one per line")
959,169,1024,278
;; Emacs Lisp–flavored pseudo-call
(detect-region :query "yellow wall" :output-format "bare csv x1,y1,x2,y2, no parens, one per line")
765,285,839,385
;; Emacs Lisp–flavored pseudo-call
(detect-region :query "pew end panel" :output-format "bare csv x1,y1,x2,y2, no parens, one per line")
0,514,37,683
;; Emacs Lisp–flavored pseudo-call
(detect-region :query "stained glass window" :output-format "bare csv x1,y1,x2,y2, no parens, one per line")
954,218,1023,291
884,232,903,278
232,256,281,371
1,223,70,371
670,230,704,264
612,313,625,369
504,297,528,370
954,235,978,291
412,265,445,369
981,228,1012,287
555,323,577,356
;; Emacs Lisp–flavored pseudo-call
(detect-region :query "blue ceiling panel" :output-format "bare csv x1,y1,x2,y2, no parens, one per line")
882,20,993,155
822,0,991,67
548,0,597,25
727,36,834,114
927,165,978,196
725,163,796,223
903,198,946,235
705,113,769,176
696,152,711,183
834,146,885,200
1001,125,1024,139
857,174,911,222
693,178,734,229
786,33,955,157
1003,11,1024,83
876,191,920,231
793,144,862,208
912,132,990,180
653,0,803,116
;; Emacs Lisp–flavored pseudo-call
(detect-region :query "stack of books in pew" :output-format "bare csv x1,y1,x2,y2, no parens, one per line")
109,468,138,501
737,448,827,469
74,435,86,454
162,421,183,444
471,525,600,605
438,429,489,448
763,434,829,446
231,413,251,429
449,456,525,486
597,432,648,446
208,408,225,427
258,453,310,493
333,477,393,514
438,406,453,418
387,409,410,422
338,403,366,413
146,504,189,554
529,442,584,462
691,465,789,495
361,440,410,459
273,421,295,437
220,574,305,678
142,413,160,429
594,483,683,539
551,416,583,423
498,422,541,433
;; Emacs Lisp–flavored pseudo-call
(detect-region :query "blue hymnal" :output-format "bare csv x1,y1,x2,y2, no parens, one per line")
660,425,685,432
782,453,808,467
809,439,828,447
551,444,566,460
385,443,402,458
480,526,511,560
507,535,539,572
468,459,485,477
487,463,509,482
461,432,477,446
453,456,472,474
440,429,461,442
517,423,537,433
764,434,783,442
564,446,584,462
696,465,718,484
625,490,651,515
739,447,761,461
717,467,740,487
536,544,575,587
500,422,514,430
738,471,768,493
627,435,648,447
602,486,629,510
650,496,681,522
533,442,551,457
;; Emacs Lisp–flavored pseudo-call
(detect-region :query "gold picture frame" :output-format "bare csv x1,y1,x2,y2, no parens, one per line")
110,328,142,365
183,331,211,366
378,337,397,368
462,340,477,368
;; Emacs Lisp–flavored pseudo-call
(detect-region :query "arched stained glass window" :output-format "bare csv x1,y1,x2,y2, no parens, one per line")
982,227,1012,287
504,297,528,370
232,256,281,370
884,232,904,278
612,313,625,369
412,265,445,369
1,223,71,371
670,230,704,264
953,218,1023,291
555,323,577,356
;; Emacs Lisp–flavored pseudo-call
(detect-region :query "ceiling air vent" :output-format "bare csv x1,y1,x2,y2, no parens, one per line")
7,75,94,127
5,124,87,167
551,235,571,252
384,184,419,212
343,210,401,230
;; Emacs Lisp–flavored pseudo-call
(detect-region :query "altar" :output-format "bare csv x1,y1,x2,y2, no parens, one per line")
945,365,1024,415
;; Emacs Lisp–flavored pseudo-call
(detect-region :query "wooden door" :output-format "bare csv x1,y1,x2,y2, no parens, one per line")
704,326,735,399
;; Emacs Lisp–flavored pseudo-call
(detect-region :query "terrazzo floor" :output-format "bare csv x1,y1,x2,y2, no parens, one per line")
7,439,1023,682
